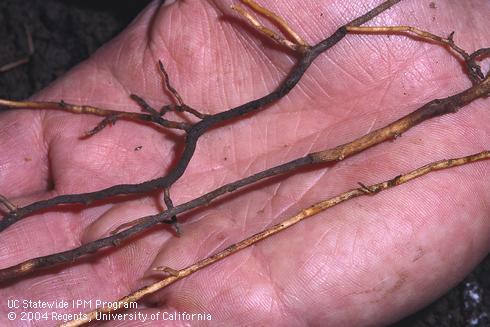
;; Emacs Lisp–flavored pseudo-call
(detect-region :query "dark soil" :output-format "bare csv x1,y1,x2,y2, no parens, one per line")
0,0,151,99
0,1,488,326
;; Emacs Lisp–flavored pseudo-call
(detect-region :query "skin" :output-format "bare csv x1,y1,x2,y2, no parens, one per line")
0,0,489,326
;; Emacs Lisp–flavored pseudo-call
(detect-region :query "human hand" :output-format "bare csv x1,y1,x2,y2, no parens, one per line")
1,0,489,326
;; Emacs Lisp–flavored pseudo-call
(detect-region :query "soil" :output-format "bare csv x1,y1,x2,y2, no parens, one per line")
0,0,488,326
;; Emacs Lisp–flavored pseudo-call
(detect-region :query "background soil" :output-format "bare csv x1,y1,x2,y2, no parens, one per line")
0,0,488,326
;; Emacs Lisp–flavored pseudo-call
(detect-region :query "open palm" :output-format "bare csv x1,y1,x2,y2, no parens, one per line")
1,0,489,326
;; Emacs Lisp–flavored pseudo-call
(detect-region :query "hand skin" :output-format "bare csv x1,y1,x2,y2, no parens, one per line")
0,0,489,326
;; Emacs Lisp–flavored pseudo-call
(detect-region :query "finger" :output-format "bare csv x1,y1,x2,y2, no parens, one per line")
80,197,174,287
